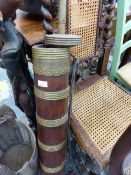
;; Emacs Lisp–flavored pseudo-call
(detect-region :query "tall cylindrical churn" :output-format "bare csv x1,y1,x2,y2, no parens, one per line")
32,46,69,175
32,34,82,175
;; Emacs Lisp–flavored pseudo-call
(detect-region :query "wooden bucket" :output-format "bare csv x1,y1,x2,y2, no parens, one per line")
32,45,70,175
0,107,38,175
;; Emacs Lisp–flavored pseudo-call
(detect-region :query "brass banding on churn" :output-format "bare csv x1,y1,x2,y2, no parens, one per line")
36,113,68,128
34,86,69,100
33,44,69,174
32,53,70,59
32,52,70,57
32,46,70,56
33,45,70,76
34,66,69,76
40,161,65,174
33,33,82,174
38,139,66,152
33,57,70,76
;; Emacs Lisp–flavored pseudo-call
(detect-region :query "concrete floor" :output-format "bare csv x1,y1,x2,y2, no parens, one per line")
0,67,28,123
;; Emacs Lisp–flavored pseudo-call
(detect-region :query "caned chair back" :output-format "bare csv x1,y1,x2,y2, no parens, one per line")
67,0,101,61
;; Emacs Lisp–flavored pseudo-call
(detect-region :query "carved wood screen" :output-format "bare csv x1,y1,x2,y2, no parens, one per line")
67,0,100,61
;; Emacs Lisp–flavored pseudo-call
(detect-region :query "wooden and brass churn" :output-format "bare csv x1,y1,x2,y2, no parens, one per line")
32,34,82,175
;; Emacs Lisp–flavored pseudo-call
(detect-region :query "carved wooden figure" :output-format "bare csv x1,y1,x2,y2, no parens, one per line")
21,0,58,33
0,0,36,126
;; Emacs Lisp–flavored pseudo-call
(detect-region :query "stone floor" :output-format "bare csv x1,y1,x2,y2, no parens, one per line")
0,67,28,123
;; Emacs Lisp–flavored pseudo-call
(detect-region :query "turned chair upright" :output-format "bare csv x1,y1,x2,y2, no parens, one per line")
110,0,131,89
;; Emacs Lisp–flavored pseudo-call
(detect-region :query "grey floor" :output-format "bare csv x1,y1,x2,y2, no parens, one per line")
0,67,28,123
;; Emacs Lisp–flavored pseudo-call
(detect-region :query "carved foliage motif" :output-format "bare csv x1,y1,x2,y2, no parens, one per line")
97,0,116,57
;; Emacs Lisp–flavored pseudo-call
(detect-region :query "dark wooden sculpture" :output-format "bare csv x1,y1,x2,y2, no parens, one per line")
0,0,36,126
0,41,4,68
0,0,21,20
21,0,58,33
0,0,58,127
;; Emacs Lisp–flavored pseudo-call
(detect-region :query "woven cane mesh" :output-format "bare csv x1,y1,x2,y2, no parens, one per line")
73,78,131,159
67,0,100,60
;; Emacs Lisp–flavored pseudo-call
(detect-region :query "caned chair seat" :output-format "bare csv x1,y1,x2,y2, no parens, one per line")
71,77,131,168
117,62,131,88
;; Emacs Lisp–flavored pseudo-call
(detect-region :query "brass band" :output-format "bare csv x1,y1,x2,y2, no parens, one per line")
34,86,69,100
33,57,70,76
38,139,66,152
32,46,70,59
32,53,70,59
36,113,68,128
40,161,65,174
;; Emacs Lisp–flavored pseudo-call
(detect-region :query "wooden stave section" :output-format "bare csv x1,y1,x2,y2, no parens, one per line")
35,85,68,174
37,120,67,146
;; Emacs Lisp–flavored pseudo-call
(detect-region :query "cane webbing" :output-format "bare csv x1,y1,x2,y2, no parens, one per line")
67,0,100,60
72,77,131,167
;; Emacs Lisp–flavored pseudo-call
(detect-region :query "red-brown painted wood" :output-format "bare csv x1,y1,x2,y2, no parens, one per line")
36,98,68,120
34,71,68,175
37,124,67,145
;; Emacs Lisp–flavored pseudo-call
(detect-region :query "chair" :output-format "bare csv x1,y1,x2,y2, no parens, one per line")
67,0,114,76
110,1,131,89
71,0,131,174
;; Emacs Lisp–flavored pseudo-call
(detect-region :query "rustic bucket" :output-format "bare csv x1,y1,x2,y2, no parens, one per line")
0,108,38,175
